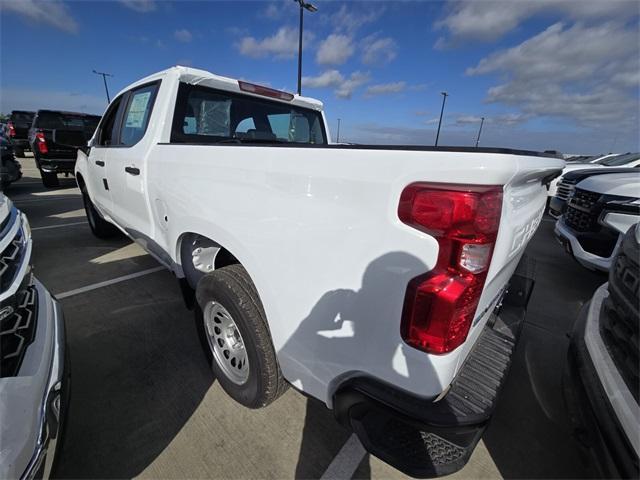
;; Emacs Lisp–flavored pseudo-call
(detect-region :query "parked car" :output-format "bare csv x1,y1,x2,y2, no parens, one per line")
565,223,639,478
7,110,35,157
1,132,22,190
547,153,640,205
75,66,564,477
0,193,68,479
29,110,101,188
555,172,640,271
549,166,639,218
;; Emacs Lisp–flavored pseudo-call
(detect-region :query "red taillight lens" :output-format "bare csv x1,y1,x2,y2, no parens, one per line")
238,80,294,101
36,132,48,154
399,183,503,354
8,122,15,137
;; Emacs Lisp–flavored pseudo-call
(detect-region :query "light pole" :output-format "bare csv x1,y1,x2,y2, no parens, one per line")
336,118,341,142
93,70,113,104
475,116,485,148
294,0,317,95
434,91,448,146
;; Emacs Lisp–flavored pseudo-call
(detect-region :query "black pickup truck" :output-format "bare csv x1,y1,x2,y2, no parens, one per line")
29,110,101,187
7,111,35,157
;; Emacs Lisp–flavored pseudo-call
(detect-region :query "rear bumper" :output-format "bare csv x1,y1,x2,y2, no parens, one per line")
333,270,533,478
564,285,639,478
38,158,76,174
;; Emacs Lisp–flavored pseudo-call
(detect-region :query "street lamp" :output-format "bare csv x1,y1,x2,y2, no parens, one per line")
294,0,317,95
93,69,113,104
336,118,341,142
434,91,448,146
475,116,485,148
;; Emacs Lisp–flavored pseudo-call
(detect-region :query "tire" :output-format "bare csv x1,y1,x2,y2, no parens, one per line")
41,170,59,188
195,265,287,408
14,149,24,158
81,188,119,238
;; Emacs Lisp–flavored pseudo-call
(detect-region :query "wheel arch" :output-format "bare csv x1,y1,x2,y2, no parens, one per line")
176,231,241,289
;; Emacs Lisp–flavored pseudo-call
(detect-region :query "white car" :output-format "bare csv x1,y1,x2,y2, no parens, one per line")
75,66,564,477
547,153,640,200
555,172,640,271
0,194,67,479
565,223,639,478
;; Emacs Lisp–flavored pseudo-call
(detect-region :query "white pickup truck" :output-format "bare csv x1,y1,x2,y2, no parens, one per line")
76,66,563,477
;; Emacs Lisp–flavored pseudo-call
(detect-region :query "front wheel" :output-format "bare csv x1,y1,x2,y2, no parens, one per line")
195,265,287,408
81,188,119,238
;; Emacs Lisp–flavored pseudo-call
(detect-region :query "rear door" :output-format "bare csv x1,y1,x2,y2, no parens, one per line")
105,81,160,238
87,96,125,215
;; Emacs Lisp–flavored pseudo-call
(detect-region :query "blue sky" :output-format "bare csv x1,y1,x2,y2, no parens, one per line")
1,0,638,154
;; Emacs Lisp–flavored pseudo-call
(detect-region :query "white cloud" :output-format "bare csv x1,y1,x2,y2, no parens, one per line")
174,29,193,43
364,82,406,97
436,0,637,42
455,115,484,125
467,22,639,130
328,4,385,33
316,34,355,66
119,0,156,13
302,70,344,88
0,88,106,115
237,27,313,59
454,113,529,126
361,36,398,66
335,72,370,99
263,3,281,20
302,70,370,99
0,0,78,33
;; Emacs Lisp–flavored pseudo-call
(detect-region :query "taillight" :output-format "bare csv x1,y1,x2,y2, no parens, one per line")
398,183,503,354
36,131,48,154
8,121,15,137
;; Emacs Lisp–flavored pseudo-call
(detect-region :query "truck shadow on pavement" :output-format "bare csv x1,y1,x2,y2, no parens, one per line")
289,252,445,479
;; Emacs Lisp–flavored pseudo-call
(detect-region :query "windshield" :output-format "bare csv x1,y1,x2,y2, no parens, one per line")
596,153,640,166
172,83,327,145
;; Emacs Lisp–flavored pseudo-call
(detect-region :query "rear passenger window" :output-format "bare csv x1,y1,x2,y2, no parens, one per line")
120,83,159,146
171,82,327,144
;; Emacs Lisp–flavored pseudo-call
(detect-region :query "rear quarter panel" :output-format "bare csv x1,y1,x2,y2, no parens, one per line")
146,144,562,405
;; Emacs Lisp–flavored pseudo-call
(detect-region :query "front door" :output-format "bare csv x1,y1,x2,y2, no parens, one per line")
105,82,160,241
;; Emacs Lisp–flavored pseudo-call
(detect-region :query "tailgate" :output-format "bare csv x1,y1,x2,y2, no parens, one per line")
458,155,563,366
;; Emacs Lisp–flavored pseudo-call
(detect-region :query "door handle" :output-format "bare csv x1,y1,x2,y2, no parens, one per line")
95,160,105,167
125,166,140,176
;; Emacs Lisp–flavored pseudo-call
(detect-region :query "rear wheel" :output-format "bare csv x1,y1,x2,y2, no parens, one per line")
195,265,287,408
14,148,24,158
81,188,119,238
41,170,59,188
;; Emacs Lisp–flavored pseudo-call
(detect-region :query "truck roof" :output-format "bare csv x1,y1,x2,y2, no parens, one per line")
118,65,324,111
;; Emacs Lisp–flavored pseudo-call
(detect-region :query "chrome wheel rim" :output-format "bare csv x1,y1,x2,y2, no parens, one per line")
203,301,249,385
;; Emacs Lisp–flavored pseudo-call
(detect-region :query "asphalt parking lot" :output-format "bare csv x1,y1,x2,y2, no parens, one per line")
7,155,605,479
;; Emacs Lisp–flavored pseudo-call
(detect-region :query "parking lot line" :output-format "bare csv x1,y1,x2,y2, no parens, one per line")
320,434,366,480
56,266,165,299
32,221,87,231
